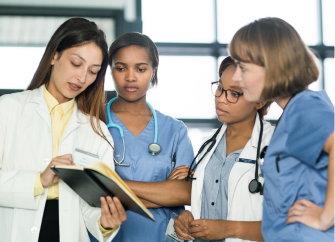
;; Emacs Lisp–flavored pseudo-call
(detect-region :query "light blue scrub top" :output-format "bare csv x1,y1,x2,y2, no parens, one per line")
261,90,334,241
197,134,242,242
107,108,194,242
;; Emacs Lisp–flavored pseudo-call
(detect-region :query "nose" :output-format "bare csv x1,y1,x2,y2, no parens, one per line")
217,91,228,105
232,66,242,83
77,68,87,84
125,68,136,82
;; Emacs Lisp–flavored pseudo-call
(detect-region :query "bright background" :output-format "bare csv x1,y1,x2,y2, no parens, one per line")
0,0,334,153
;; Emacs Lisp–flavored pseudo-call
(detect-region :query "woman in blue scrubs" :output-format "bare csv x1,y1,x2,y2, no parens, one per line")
229,17,334,241
103,32,194,242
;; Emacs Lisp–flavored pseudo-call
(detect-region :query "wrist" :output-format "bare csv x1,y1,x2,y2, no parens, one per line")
226,220,238,238
319,210,334,231
218,220,236,239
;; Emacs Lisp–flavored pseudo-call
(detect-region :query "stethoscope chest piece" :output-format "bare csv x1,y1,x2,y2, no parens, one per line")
249,179,263,194
148,143,161,156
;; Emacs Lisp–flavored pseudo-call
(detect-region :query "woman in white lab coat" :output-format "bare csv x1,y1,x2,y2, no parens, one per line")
0,18,126,242
125,56,273,242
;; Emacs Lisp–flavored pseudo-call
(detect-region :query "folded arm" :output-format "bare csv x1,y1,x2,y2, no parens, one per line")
125,179,192,207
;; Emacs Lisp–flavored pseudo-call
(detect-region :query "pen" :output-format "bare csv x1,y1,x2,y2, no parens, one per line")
172,152,176,169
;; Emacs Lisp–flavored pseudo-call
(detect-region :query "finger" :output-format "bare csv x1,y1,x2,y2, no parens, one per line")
169,167,188,176
191,231,206,239
298,198,315,207
189,219,202,227
189,224,204,234
57,154,73,161
175,218,189,233
50,159,73,167
113,197,127,222
107,196,122,225
169,169,190,177
100,197,114,229
174,225,195,240
286,214,305,224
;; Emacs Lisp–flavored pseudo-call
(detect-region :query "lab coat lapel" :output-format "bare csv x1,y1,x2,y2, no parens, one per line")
29,86,52,130
228,115,260,210
60,102,88,144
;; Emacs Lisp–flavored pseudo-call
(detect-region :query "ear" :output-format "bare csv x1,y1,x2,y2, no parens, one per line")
50,52,59,65
151,67,157,82
255,101,266,110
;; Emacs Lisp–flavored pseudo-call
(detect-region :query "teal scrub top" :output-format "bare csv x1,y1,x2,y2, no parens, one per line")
107,109,194,242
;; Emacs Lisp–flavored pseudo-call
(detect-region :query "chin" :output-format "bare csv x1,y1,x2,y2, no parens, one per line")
243,92,260,102
217,115,229,123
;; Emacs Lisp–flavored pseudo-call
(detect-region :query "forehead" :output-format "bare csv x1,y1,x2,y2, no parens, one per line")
220,65,238,87
63,42,103,63
113,45,152,64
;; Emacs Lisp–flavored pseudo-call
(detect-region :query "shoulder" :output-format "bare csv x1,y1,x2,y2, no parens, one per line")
285,90,334,128
0,90,33,105
288,90,334,113
155,110,187,131
0,90,35,116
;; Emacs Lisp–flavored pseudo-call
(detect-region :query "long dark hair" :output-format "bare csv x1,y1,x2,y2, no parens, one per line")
219,56,272,119
108,32,159,86
27,17,113,148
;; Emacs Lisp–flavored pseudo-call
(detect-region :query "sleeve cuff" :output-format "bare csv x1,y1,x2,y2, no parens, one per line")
34,172,44,197
98,217,119,237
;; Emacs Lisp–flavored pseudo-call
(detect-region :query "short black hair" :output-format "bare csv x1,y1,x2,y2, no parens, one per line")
108,32,159,86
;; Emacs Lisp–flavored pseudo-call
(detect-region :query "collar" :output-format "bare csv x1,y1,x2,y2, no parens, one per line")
28,85,88,123
43,84,74,117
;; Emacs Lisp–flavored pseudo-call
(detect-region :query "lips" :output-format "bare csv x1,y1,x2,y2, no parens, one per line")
216,107,229,115
68,83,82,91
124,86,138,92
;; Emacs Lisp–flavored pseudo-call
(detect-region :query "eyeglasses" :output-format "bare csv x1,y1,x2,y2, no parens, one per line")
211,81,244,104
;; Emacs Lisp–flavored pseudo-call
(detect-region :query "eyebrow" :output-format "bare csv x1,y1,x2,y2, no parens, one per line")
115,62,149,66
230,85,242,90
71,54,101,67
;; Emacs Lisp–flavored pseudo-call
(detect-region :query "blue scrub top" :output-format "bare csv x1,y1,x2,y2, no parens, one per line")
261,90,334,241
106,108,194,242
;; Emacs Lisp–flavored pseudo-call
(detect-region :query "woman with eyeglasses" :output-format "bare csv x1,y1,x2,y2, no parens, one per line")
229,18,334,241
125,56,274,242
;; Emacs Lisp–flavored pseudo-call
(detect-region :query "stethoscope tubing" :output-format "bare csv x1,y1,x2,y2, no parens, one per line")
106,97,159,166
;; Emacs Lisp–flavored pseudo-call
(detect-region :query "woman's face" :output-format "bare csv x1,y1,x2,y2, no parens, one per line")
111,45,156,102
48,42,103,103
232,61,266,102
216,65,260,124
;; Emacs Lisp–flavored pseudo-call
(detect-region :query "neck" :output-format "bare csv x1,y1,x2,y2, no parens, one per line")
111,95,151,116
274,96,292,110
46,82,71,104
226,114,256,139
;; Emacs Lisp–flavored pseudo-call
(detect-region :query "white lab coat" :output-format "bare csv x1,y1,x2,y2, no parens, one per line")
0,86,119,242
191,114,274,242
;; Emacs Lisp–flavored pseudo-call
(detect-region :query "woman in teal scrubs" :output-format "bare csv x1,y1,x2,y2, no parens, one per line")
103,32,194,242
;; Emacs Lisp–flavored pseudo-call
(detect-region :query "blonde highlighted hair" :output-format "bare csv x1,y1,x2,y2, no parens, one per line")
229,17,319,101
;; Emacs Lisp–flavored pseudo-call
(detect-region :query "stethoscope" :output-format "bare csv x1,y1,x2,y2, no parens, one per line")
185,114,264,195
106,97,162,167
